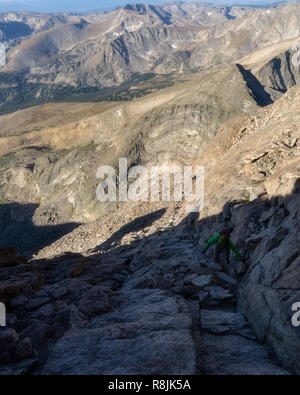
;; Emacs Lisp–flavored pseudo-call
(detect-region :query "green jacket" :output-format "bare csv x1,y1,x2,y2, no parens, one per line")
202,233,243,261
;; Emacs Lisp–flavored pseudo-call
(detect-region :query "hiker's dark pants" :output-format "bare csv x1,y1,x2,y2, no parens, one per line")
215,245,230,266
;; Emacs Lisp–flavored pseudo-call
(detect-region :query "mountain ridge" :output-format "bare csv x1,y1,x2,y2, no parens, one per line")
1,2,300,113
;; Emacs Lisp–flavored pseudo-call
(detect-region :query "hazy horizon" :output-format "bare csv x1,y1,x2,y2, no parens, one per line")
0,0,289,14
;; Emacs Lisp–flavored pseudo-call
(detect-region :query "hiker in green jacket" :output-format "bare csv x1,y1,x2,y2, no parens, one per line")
202,227,244,267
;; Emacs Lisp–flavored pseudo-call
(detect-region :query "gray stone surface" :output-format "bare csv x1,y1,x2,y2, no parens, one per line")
197,334,289,375
200,309,256,339
192,275,212,288
42,289,196,375
206,286,233,300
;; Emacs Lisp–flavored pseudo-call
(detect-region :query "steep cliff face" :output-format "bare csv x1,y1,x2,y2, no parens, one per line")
254,50,300,101
191,85,300,373
238,46,300,104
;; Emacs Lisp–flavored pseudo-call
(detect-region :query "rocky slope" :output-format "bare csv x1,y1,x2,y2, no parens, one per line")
192,85,300,373
238,38,300,102
1,2,300,376
0,12,77,48
0,205,290,375
1,2,300,112
0,62,258,255
0,37,299,256
0,82,299,375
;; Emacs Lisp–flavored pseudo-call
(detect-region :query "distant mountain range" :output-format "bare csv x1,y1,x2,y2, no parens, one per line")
0,0,291,13
0,1,299,113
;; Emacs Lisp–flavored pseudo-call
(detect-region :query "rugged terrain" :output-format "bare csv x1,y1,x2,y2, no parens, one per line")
1,2,300,112
1,31,300,253
0,80,299,376
0,61,259,254
0,1,300,376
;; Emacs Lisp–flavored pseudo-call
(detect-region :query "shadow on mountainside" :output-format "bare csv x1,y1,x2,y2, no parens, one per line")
0,202,80,257
236,63,274,106
91,208,167,253
1,179,299,374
